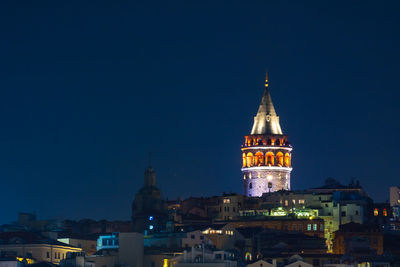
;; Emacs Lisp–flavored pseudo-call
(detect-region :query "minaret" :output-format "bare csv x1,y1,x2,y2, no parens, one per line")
241,72,293,197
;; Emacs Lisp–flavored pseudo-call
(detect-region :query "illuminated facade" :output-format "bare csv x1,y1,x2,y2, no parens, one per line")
0,232,82,265
242,72,292,196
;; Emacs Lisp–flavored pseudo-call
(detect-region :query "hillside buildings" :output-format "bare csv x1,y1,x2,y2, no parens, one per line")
1,71,400,266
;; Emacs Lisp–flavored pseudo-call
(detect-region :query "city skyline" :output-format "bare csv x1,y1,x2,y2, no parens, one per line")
2,1,400,224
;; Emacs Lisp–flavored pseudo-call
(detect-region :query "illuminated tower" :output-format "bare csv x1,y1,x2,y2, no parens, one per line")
241,72,293,197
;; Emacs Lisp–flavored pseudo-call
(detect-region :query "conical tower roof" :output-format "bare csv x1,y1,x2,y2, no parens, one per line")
250,72,283,135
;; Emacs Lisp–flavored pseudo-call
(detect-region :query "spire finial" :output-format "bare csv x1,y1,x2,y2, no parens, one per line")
250,69,283,135
148,152,152,167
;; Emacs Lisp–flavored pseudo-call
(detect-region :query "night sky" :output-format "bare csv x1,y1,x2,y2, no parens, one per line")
1,1,400,224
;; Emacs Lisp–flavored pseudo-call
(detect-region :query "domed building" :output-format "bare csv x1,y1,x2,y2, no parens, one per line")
241,72,293,197
132,166,167,234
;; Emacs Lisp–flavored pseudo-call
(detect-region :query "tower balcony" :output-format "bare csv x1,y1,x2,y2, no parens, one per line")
242,134,291,148
241,166,292,172
241,148,292,168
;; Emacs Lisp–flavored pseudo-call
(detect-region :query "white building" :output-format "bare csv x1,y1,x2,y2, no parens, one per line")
172,245,237,267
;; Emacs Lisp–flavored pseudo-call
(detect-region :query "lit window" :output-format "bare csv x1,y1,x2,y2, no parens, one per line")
374,208,379,216
284,153,291,167
383,208,388,216
226,230,233,236
285,200,288,206
313,224,317,231
299,199,305,204
307,224,311,231
266,152,275,165
223,198,230,204
246,153,254,167
276,152,284,166
255,152,264,166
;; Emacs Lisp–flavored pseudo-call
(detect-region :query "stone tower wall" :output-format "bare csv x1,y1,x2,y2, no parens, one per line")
241,134,292,197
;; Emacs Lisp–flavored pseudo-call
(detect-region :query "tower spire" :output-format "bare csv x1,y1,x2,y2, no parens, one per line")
250,72,282,135
148,152,152,167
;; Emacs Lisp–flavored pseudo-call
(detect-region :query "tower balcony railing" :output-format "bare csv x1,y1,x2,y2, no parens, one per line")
242,135,292,148
241,165,293,172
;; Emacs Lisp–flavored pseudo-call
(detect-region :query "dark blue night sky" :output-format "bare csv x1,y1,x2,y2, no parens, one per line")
1,1,400,224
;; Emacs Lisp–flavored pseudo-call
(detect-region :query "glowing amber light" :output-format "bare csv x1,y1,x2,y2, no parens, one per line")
383,208,387,216
246,153,254,167
163,259,168,267
266,152,275,165
242,153,246,168
284,153,291,167
17,258,33,264
374,208,378,216
255,152,264,166
276,152,284,166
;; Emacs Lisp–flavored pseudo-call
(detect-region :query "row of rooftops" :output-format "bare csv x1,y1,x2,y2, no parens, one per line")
0,231,78,248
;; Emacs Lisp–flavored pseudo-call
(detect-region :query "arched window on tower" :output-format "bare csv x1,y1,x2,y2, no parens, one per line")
255,152,264,166
276,152,284,166
249,183,252,189
246,153,254,167
242,153,246,168
266,152,275,165
284,153,291,167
